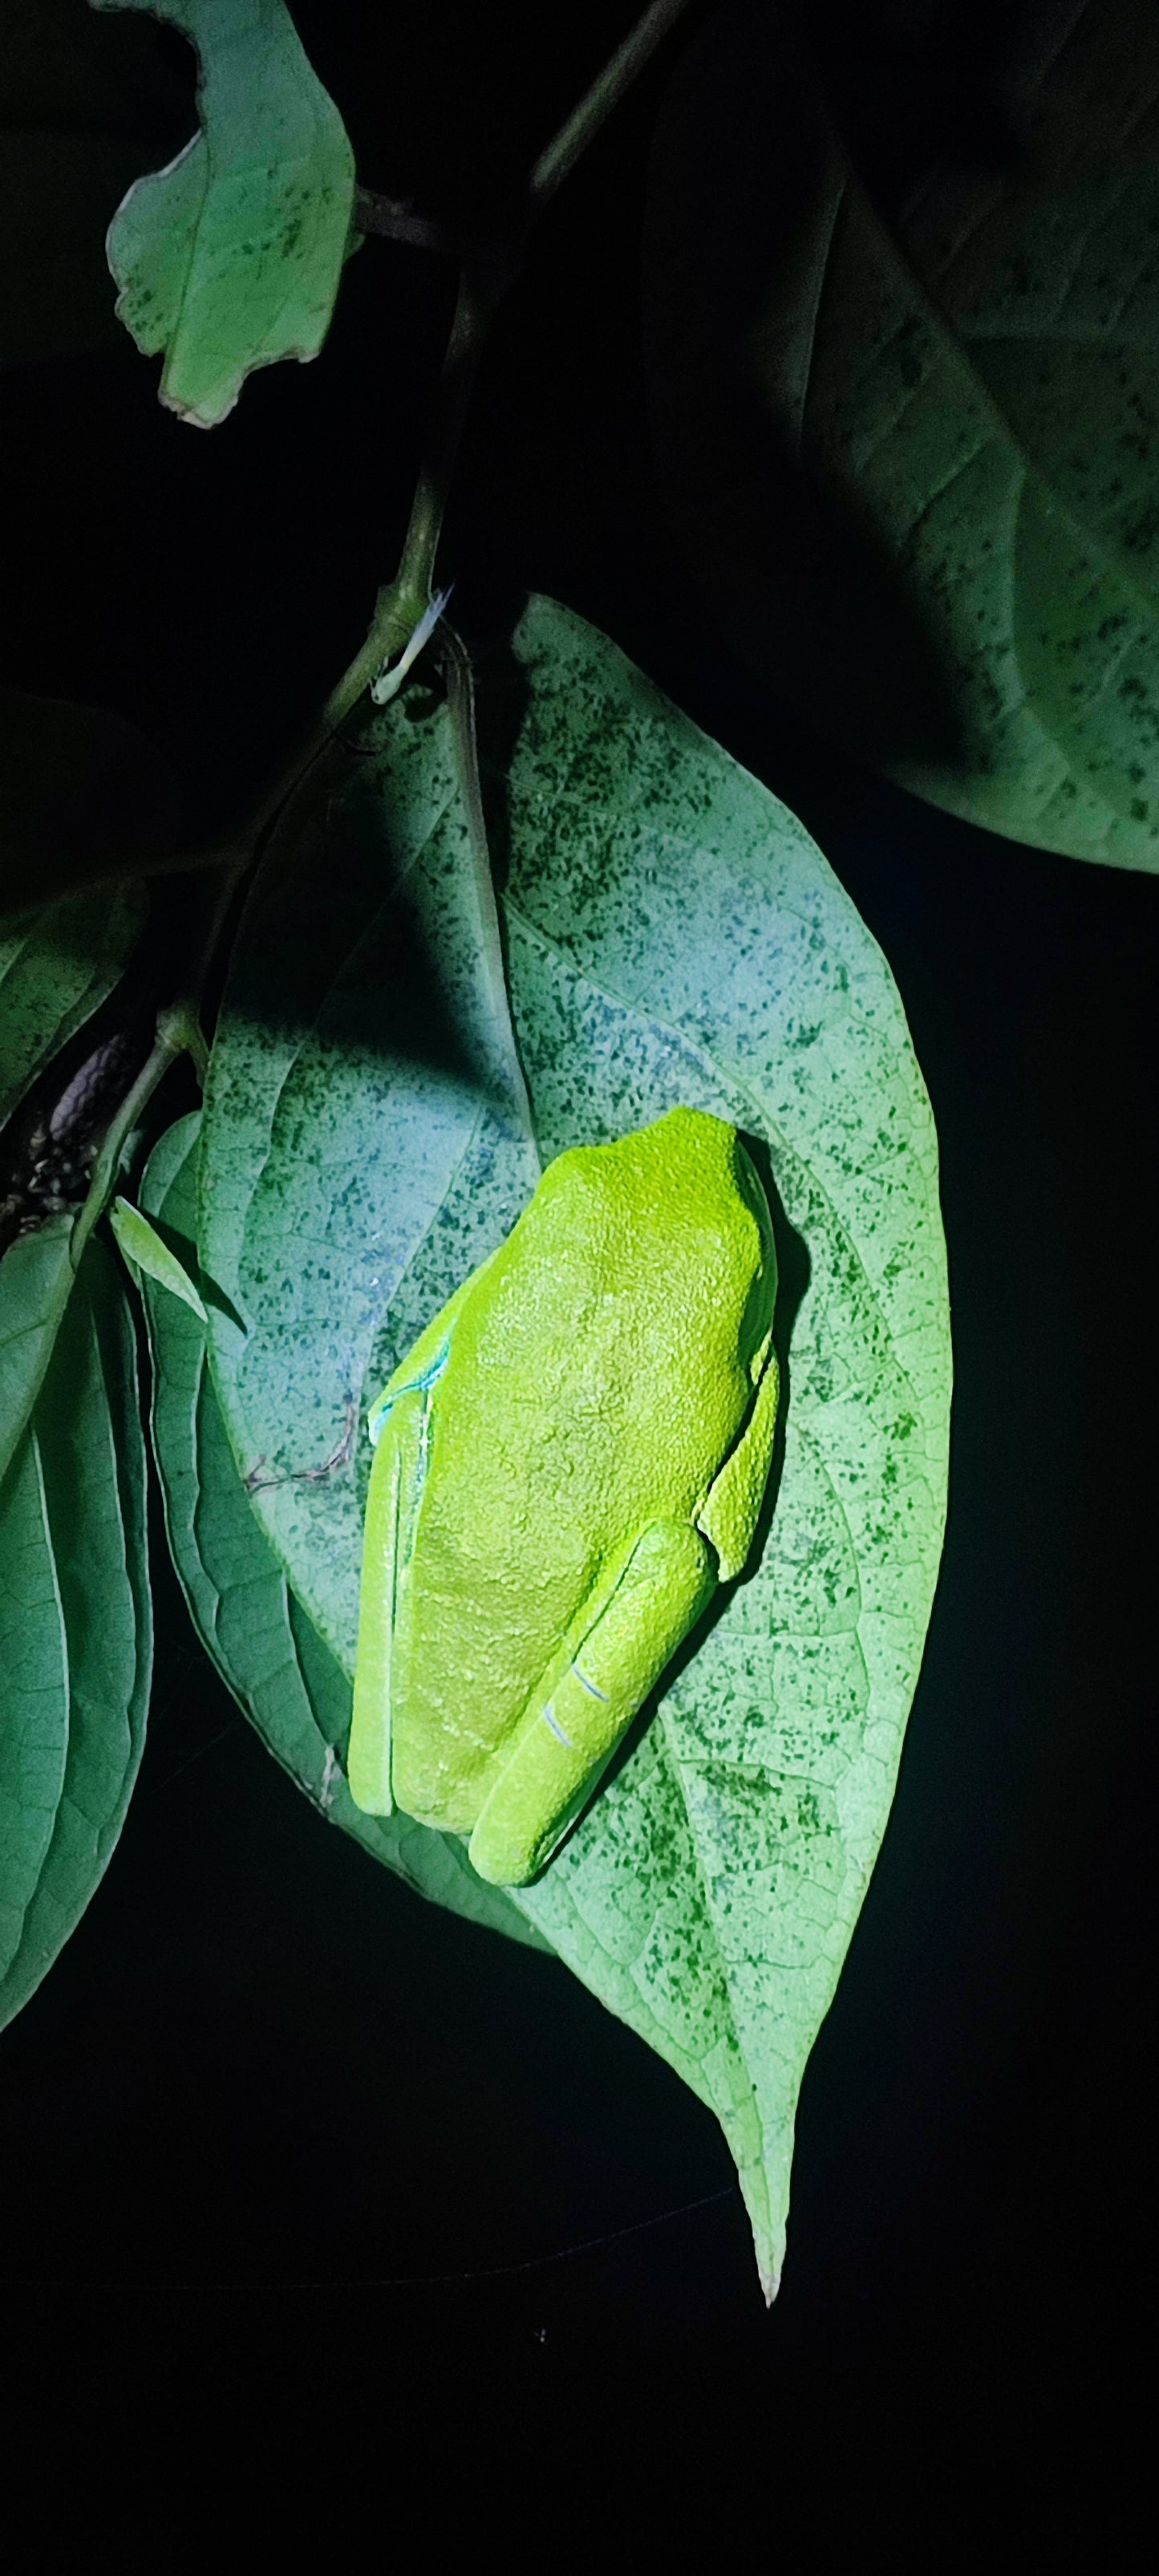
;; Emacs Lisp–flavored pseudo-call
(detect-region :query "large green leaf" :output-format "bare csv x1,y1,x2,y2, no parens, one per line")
198,595,951,2295
0,1218,77,1486
0,883,145,1127
139,1112,551,1954
0,1236,151,2030
644,0,1159,870
197,651,541,1669
90,0,355,427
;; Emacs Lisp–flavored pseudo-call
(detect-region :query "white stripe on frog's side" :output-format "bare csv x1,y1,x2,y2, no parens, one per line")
541,1702,574,1748
388,1436,403,1677
571,1663,609,1700
367,1334,452,1448
369,1337,454,1598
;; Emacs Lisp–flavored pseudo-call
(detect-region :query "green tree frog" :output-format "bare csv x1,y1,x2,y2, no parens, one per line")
349,1106,780,1886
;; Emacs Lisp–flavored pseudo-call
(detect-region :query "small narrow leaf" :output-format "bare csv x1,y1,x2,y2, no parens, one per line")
91,0,356,428
0,1236,152,2030
0,884,146,1127
110,1191,206,1318
197,596,950,2298
139,1112,552,1954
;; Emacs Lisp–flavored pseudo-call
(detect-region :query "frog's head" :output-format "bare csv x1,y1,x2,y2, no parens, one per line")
618,1105,779,1379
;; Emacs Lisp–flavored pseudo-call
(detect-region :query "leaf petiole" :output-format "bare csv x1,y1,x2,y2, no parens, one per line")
529,0,695,208
370,0,699,639
70,999,206,1269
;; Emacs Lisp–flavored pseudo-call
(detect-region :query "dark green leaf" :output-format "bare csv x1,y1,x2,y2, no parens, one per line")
0,1217,76,1486
140,1112,552,1953
198,595,950,2295
0,1235,151,2030
0,688,184,920
644,0,1159,869
0,883,146,1126
90,0,356,428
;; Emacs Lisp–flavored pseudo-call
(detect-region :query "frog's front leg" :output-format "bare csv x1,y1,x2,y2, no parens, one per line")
467,1519,716,1887
350,1265,488,1815
697,1342,780,1580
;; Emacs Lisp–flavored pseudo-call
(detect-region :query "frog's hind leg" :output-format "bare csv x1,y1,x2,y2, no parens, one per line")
468,1519,715,1887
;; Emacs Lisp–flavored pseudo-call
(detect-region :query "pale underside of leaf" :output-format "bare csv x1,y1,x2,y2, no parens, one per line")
91,0,355,427
198,595,950,2296
197,674,541,1671
0,1237,151,2030
141,1113,548,1953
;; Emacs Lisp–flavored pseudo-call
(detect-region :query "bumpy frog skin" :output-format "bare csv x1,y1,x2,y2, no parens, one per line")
349,1106,780,1885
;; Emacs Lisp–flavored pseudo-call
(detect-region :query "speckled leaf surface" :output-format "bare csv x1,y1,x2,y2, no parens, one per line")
645,0,1159,869
140,1113,550,1953
0,1237,151,2030
0,884,145,1126
198,596,950,2294
198,655,541,1673
91,0,355,427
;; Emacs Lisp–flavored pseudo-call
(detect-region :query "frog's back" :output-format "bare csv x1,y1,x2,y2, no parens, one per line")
394,1110,773,1829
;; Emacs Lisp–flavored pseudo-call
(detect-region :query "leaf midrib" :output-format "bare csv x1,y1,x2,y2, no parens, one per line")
816,152,1159,627
207,757,463,1317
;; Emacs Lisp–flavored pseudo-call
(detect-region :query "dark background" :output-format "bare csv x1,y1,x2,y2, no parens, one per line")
1,0,1151,2506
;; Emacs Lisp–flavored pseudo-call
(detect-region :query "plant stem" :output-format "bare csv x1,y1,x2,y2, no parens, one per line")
49,2,702,1280
70,1002,195,1267
353,187,487,265
164,0,701,900
529,0,695,205
371,261,507,667
439,623,539,1165
367,2,698,691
